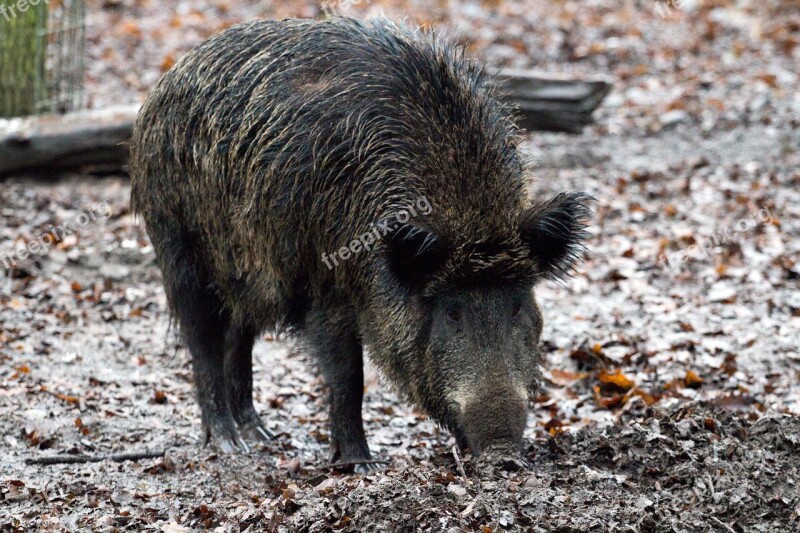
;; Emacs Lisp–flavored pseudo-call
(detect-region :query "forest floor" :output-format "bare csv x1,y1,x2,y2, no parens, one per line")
2,0,800,531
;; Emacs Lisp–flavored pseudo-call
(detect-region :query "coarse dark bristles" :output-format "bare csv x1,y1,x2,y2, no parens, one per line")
130,16,592,457
520,192,594,282
131,16,531,328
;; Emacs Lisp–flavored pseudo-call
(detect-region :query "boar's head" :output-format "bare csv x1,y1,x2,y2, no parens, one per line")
367,192,591,466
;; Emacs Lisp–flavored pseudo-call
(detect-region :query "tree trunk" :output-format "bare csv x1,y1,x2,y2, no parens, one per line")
0,0,48,118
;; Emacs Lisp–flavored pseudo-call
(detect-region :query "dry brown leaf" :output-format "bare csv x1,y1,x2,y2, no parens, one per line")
685,370,704,388
549,369,589,386
161,54,177,72
116,21,143,38
598,369,635,392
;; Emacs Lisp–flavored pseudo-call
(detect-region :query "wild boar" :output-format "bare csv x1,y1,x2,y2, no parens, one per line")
130,17,591,471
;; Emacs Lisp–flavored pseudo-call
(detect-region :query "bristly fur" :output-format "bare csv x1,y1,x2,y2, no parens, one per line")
520,192,594,282
131,16,529,330
129,16,591,454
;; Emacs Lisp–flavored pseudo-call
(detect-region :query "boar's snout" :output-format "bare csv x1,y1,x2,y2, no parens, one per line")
456,378,527,462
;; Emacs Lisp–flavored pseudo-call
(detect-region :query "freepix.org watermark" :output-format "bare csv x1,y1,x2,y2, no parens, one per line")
654,0,706,19
0,0,51,23
1,201,112,271
658,207,774,270
321,197,432,270
320,0,372,17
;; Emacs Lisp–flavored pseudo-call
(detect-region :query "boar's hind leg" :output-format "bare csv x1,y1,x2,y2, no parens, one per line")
168,261,249,454
224,325,272,442
306,310,378,473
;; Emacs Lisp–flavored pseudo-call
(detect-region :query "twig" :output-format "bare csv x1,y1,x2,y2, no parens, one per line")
26,450,166,465
460,495,480,517
452,445,481,517
709,517,737,533
38,388,80,405
451,445,469,481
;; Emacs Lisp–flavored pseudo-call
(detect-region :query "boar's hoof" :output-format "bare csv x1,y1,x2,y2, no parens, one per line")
329,460,386,474
353,461,386,474
205,426,250,454
238,418,274,443
329,442,385,473
353,463,384,476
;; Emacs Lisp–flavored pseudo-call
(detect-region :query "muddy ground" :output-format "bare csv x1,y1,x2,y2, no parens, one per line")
2,0,800,531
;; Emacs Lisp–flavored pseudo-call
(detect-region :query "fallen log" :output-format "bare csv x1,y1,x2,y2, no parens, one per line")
0,105,136,178
0,72,611,177
493,69,613,133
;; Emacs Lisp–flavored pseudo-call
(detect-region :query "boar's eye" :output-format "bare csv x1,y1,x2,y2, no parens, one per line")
445,306,461,323
512,300,523,317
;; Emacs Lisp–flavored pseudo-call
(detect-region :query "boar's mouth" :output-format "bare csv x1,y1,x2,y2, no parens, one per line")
450,405,528,472
475,443,528,472
448,384,528,466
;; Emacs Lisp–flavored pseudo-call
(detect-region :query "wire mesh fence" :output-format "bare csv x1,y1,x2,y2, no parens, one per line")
0,0,86,118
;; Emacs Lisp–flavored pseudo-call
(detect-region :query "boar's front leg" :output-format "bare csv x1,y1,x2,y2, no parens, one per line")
305,308,378,473
224,324,272,442
174,287,249,454
152,226,249,453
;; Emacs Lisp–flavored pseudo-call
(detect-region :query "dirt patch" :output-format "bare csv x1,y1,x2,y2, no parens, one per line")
3,401,798,531
284,405,800,532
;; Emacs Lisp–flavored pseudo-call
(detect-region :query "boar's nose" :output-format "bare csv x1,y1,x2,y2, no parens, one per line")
458,379,527,461
477,445,528,472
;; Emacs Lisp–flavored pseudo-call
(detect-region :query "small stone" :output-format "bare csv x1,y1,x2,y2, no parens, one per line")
447,483,467,498
100,263,131,280
660,109,688,127
635,495,654,509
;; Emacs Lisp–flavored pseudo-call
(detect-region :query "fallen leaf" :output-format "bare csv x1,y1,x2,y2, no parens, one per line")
685,370,704,388
549,369,589,386
598,369,635,392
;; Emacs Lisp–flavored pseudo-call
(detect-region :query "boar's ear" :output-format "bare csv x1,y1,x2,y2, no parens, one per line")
383,223,448,287
520,192,592,281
